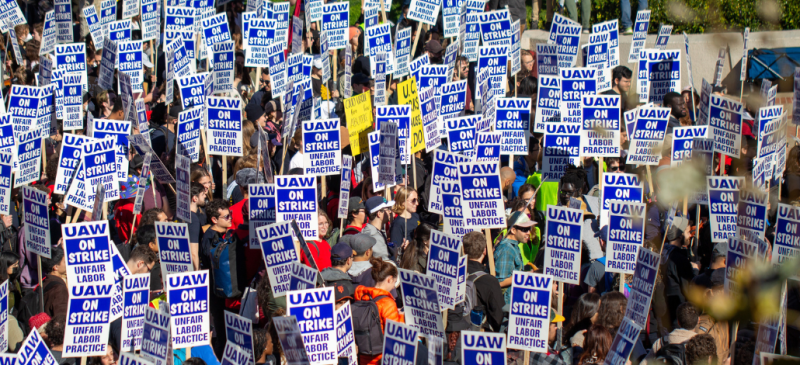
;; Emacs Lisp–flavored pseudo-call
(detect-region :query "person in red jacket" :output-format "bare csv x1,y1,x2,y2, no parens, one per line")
354,258,404,365
113,174,141,243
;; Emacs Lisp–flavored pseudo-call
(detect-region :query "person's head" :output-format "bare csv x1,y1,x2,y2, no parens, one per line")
365,196,392,225
369,257,398,291
190,182,207,207
126,244,157,275
500,166,516,190
666,216,691,247
425,40,444,63
182,358,205,365
44,314,66,347
136,224,158,253
191,166,213,194
350,233,376,259
259,69,271,91
399,223,433,271
664,91,687,119
351,73,373,95
109,95,125,120
685,334,717,365
606,157,623,173
676,302,699,330
578,325,613,364
140,208,167,226
611,66,633,93
566,293,601,330
596,292,627,336
392,186,418,215
207,199,232,230
330,242,354,272
318,210,331,239
559,167,586,205
506,211,535,243
548,309,566,344
253,328,273,363
710,242,727,269
517,184,536,214
347,196,366,226
521,51,534,72
463,231,487,261
42,246,66,276
0,251,20,283
732,336,755,365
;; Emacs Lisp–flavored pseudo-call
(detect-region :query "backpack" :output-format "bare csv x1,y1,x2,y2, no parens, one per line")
17,278,59,334
351,293,388,355
655,337,687,365
448,271,488,331
206,231,243,298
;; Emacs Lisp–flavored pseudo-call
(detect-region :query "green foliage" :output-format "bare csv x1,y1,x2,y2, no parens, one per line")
529,0,800,33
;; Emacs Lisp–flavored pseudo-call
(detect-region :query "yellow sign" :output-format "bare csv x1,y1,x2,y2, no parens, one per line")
398,78,424,154
343,91,373,156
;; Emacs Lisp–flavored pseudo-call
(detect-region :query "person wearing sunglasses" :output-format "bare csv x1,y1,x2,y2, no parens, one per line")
495,211,537,305
390,187,420,253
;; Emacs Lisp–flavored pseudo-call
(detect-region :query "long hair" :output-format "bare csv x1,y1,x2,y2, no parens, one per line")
399,223,432,272
370,257,398,284
563,292,600,342
596,292,628,337
0,251,19,283
392,187,417,215
578,325,613,365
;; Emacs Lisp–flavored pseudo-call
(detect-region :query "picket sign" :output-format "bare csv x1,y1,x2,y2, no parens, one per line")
166,271,211,348
286,287,337,365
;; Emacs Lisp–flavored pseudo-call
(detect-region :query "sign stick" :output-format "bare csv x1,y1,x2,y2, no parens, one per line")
411,153,417,190
222,157,227,197
598,157,604,191
557,281,564,346
187,347,192,359
484,229,496,275
507,155,514,198
81,356,87,365
333,52,338,83
619,274,626,293
645,165,655,199
410,24,427,67
128,215,139,244
37,255,44,312
201,130,212,173
320,177,327,201
71,209,84,223
719,154,726,176
255,67,262,94
150,40,156,77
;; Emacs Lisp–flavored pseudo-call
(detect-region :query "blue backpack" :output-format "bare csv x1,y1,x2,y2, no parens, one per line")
207,231,243,298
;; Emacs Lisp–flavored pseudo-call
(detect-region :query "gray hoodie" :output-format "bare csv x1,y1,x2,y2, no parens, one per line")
362,224,389,260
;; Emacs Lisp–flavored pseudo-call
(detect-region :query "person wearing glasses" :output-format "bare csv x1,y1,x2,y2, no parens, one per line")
390,187,420,252
494,211,536,304
244,69,272,124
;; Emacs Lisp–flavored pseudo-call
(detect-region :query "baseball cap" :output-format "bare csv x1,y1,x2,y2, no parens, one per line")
351,73,373,86
365,196,392,214
331,242,354,261
235,168,260,188
333,282,354,302
712,242,728,258
348,196,365,213
313,58,323,70
550,309,566,323
349,233,376,255
425,39,444,54
507,211,536,230
666,216,690,241
594,225,609,242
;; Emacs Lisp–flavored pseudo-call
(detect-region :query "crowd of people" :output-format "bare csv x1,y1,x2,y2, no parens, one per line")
0,0,797,365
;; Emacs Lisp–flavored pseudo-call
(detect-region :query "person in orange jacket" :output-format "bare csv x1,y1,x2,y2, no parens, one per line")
353,258,404,365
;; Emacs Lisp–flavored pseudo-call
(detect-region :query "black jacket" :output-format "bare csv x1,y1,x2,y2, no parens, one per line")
467,260,505,332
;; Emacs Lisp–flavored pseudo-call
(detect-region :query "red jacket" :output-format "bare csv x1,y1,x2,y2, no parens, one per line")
354,285,404,365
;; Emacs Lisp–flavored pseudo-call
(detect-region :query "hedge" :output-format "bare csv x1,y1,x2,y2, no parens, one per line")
535,0,798,33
